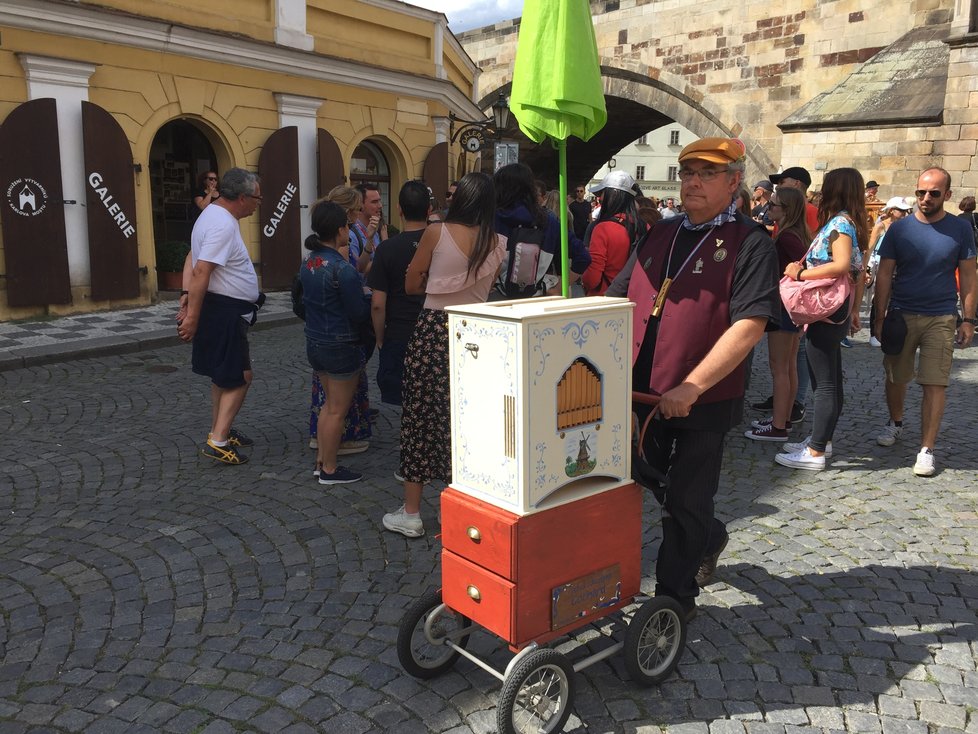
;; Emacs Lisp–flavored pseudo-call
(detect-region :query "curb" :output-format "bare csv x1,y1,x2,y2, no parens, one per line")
0,312,300,373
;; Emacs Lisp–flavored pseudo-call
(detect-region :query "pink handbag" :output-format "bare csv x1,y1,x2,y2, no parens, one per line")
779,273,851,326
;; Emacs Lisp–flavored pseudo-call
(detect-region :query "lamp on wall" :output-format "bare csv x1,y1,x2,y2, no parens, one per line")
450,92,510,153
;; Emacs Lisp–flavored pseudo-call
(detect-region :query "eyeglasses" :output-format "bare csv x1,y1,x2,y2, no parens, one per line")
248,194,262,201
915,189,944,199
446,191,454,198
678,167,731,182
206,176,218,181
576,188,585,193
769,201,782,208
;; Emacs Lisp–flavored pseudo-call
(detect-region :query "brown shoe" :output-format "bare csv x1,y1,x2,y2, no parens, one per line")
695,532,729,587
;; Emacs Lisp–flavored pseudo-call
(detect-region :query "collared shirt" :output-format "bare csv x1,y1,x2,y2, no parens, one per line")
681,201,738,231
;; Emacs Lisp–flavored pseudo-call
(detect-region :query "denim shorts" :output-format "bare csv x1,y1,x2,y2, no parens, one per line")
307,340,361,380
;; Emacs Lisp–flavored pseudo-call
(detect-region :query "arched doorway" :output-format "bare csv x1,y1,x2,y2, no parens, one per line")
350,139,392,220
148,119,218,288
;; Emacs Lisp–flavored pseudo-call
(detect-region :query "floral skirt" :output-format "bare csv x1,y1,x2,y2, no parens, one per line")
399,309,451,484
309,347,371,442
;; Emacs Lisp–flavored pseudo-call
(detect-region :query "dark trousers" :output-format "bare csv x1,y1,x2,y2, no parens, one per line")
805,313,849,451
376,339,408,406
643,419,727,601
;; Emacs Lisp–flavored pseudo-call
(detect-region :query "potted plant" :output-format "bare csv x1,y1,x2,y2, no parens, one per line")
155,239,190,290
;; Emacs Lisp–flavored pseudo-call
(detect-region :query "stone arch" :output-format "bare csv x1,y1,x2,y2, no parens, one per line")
479,65,775,181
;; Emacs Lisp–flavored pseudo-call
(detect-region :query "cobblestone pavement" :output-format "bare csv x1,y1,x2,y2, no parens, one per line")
0,320,976,733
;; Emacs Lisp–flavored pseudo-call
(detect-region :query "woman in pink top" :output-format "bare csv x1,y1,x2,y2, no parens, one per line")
382,172,506,538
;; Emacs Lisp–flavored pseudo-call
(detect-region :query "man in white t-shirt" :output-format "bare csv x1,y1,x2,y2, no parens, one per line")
178,167,262,465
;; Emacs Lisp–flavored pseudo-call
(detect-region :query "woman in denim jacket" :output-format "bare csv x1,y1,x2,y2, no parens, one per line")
300,200,370,484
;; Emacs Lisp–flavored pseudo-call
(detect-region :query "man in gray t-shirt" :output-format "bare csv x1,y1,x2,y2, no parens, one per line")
873,166,977,476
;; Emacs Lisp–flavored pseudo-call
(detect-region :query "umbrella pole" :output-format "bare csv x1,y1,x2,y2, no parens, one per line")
558,139,569,298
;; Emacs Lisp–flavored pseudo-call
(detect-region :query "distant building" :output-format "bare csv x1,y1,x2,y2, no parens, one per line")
589,124,697,202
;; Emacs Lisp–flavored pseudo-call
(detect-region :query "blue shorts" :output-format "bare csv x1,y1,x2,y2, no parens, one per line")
779,305,800,333
307,340,360,380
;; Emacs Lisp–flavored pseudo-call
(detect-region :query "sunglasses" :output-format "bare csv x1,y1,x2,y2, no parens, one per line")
446,191,454,198
915,189,944,199
206,176,218,181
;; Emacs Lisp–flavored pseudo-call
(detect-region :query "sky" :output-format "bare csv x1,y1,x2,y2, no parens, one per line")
406,0,523,33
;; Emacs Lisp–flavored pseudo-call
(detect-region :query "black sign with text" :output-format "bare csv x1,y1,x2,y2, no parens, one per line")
258,126,301,290
0,98,71,306
82,101,139,301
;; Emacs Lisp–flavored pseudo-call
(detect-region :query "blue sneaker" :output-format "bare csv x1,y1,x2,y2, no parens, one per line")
840,337,853,348
318,466,362,485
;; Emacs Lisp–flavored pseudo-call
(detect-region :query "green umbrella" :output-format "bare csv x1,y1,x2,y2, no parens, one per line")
510,0,607,296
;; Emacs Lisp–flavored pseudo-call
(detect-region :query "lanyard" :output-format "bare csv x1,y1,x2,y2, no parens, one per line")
652,225,716,317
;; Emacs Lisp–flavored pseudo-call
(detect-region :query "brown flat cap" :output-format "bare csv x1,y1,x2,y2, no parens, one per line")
678,137,747,165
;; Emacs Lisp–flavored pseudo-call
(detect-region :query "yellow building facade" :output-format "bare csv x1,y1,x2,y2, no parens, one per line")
0,0,480,320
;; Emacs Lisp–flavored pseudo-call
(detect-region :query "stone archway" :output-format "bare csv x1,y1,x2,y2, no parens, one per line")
478,66,776,186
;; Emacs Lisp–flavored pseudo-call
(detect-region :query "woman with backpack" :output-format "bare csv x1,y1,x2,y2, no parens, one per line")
581,171,645,296
491,163,590,299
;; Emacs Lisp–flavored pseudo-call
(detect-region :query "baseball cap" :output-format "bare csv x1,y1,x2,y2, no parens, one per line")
884,196,912,211
865,180,880,188
769,166,812,188
677,137,747,165
753,180,773,192
589,170,636,195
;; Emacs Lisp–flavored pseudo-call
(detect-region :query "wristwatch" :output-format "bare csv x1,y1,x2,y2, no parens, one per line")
963,317,977,325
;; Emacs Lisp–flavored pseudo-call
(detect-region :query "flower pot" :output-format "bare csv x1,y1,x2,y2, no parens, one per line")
158,270,183,290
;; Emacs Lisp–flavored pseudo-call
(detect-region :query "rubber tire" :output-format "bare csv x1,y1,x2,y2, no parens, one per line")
623,596,686,686
396,588,470,679
497,648,576,734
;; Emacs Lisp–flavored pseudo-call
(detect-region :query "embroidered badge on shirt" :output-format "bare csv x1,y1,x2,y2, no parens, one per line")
692,258,704,274
714,249,727,262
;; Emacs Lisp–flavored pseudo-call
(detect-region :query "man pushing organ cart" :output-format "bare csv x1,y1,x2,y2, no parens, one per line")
395,138,780,734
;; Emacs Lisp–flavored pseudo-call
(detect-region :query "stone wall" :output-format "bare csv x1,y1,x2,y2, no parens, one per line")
459,0,974,201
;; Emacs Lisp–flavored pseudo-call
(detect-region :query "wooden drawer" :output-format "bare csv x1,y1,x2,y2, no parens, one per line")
441,488,516,579
442,550,515,642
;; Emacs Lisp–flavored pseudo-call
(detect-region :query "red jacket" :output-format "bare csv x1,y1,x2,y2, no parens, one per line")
582,216,631,295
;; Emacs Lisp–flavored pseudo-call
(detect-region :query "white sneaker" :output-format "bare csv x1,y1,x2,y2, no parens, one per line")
309,437,318,449
393,471,405,482
877,421,903,446
869,336,881,347
781,436,832,459
913,448,936,476
382,506,425,538
774,447,826,471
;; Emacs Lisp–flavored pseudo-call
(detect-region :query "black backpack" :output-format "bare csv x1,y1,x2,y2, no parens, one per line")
493,225,552,299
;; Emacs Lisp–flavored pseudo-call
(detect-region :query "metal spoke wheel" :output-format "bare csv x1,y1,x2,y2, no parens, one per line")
396,589,471,679
623,596,686,686
497,649,575,734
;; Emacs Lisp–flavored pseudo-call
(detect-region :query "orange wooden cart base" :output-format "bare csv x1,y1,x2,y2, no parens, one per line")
441,483,642,651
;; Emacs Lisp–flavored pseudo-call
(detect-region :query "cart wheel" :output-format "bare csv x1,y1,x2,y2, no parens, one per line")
497,649,576,734
396,589,471,679
623,596,686,686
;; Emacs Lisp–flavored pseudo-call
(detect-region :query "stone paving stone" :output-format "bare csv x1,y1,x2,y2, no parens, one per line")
1,323,977,733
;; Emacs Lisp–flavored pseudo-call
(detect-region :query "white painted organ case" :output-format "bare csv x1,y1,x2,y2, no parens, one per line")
447,296,634,516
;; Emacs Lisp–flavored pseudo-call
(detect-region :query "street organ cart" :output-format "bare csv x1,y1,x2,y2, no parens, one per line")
396,297,686,734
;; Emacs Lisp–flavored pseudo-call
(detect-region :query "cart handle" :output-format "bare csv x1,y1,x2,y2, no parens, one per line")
631,392,660,462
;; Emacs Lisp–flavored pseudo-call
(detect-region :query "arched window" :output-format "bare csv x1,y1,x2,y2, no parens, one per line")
350,140,391,219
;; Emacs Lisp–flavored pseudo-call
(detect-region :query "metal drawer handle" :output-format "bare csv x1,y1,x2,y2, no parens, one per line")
467,585,481,601
464,343,479,358
466,526,481,542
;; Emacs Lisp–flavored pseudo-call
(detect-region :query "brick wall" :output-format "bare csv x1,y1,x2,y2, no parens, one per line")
459,0,976,201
